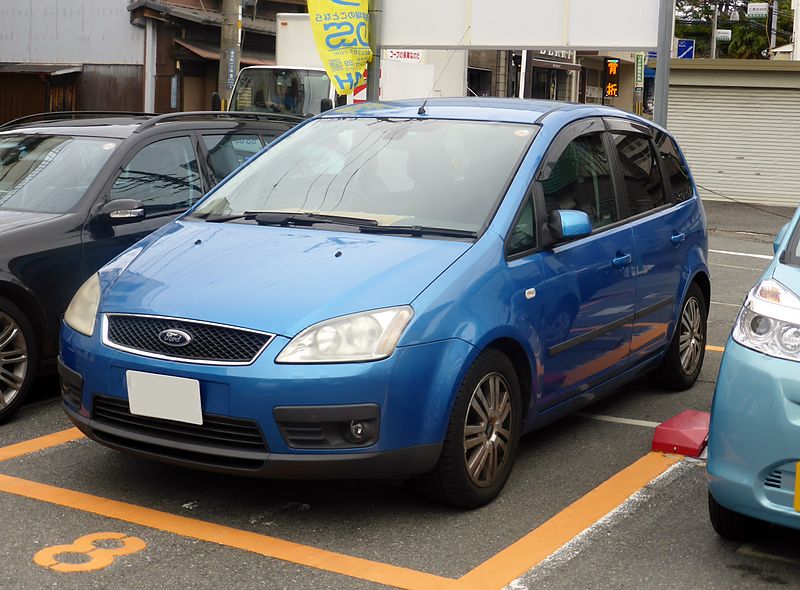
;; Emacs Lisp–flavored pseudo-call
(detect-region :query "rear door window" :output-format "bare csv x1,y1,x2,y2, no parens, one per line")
541,133,618,229
109,136,203,215
611,133,667,217
202,134,264,183
654,132,694,202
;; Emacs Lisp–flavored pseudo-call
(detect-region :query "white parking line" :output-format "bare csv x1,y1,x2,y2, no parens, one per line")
710,249,773,261
709,262,763,272
710,301,741,308
576,413,660,429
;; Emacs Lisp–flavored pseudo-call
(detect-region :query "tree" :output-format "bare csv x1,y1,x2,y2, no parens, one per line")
675,0,794,59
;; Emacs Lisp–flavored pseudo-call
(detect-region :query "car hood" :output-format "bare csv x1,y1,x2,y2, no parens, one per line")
103,220,472,337
0,209,63,233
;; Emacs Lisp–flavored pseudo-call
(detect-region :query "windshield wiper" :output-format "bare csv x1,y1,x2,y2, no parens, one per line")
200,211,379,227
359,225,478,239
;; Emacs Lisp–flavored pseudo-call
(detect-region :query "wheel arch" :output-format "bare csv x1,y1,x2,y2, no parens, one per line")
0,279,46,355
483,336,534,424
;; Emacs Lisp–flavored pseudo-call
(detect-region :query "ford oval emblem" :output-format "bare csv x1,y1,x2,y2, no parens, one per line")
158,329,192,347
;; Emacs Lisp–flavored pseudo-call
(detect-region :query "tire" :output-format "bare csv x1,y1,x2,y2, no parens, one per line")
708,491,768,542
0,297,38,424
651,282,707,391
422,349,522,509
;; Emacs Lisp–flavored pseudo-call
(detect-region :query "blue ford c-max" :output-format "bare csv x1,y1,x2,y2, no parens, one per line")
60,99,709,508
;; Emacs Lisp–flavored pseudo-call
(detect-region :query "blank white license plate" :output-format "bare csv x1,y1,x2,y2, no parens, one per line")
126,371,202,425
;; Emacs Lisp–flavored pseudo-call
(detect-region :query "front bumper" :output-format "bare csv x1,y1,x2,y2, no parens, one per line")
707,339,800,531
60,321,472,479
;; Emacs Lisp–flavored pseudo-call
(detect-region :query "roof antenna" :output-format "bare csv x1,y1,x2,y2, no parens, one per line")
418,26,471,116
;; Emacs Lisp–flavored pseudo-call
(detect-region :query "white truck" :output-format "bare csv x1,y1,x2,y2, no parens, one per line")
229,13,466,116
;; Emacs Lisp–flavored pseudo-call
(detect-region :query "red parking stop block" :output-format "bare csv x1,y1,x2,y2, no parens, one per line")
652,410,710,457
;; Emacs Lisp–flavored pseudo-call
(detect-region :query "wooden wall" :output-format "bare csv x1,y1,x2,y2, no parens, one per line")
78,65,144,112
0,75,48,124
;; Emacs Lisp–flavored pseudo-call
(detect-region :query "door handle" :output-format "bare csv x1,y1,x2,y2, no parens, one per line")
612,253,632,268
670,232,686,246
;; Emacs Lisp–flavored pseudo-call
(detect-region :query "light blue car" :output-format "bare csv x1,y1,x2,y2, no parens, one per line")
708,207,800,539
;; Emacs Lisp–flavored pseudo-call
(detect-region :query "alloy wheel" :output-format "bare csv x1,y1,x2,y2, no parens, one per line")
679,297,704,375
0,312,28,410
463,372,513,487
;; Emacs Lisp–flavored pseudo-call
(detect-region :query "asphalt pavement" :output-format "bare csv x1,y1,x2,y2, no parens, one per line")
1,199,798,590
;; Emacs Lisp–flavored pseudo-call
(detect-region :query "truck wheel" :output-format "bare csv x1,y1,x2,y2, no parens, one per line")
708,491,767,542
422,349,522,509
0,297,37,424
651,282,707,391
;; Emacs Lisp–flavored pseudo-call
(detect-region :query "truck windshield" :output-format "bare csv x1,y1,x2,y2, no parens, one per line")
191,118,536,234
0,134,120,213
231,68,331,116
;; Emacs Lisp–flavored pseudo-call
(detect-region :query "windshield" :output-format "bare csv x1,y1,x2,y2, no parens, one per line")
192,118,536,233
0,134,120,213
231,68,332,116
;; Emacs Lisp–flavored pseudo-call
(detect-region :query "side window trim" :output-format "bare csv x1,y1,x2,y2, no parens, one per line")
504,191,539,260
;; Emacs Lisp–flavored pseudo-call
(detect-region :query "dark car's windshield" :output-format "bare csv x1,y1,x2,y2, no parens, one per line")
0,134,120,213
192,118,536,233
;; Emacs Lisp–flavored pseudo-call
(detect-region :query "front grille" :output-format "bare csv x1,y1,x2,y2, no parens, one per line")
104,314,272,364
91,395,268,469
765,470,783,489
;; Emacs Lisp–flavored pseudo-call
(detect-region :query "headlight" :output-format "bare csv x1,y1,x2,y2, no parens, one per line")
732,279,800,362
64,273,101,337
276,306,414,363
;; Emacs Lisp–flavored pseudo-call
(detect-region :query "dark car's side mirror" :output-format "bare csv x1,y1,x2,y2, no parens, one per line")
320,98,334,113
547,210,592,245
97,199,145,225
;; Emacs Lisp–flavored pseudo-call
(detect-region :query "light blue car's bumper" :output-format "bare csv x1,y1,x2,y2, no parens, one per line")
707,338,800,531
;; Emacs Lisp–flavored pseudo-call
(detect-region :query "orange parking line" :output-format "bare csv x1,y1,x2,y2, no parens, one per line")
0,428,84,463
706,345,725,353
0,473,458,590
457,452,682,590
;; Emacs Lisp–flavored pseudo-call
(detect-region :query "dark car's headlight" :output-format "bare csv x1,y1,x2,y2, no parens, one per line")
64,273,101,337
732,279,800,362
276,306,414,363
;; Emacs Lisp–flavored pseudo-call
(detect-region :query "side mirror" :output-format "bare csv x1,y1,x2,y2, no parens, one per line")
774,223,789,255
548,210,592,244
97,199,145,225
320,98,334,113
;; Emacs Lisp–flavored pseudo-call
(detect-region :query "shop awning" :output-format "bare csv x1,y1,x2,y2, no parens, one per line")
129,0,276,35
527,58,581,72
174,39,275,66
0,64,82,76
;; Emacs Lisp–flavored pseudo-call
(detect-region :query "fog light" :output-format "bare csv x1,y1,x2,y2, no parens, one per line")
346,421,366,444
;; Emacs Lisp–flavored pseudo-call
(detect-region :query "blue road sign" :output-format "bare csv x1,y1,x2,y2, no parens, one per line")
677,39,695,59
647,50,658,59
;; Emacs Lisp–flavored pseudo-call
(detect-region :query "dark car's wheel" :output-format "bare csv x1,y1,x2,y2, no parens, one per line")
422,349,522,509
708,491,768,542
651,282,707,391
0,297,37,424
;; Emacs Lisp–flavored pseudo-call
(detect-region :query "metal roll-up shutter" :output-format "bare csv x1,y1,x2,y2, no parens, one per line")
669,85,800,207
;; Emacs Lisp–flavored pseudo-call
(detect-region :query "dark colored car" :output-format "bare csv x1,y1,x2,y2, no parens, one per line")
0,111,302,422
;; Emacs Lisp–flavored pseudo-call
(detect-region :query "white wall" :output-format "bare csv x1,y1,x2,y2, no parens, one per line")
0,0,144,64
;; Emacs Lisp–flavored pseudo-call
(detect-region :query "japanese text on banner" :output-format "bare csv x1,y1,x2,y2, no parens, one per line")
308,0,372,96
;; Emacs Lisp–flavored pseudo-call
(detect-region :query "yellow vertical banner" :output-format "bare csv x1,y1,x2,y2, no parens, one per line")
308,0,372,96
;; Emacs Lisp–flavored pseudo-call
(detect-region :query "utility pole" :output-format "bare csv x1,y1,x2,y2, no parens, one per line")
771,0,779,49
795,0,800,60
654,0,675,127
710,3,718,59
218,0,243,109
367,0,383,101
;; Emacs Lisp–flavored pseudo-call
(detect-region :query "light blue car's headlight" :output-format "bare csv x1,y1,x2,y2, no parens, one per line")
733,279,800,362
276,306,414,364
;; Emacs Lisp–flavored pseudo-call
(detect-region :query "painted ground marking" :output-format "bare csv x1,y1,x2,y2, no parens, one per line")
34,532,146,573
0,427,682,590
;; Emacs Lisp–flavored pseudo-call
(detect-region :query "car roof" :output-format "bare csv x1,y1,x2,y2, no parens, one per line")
0,111,304,139
321,97,658,129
